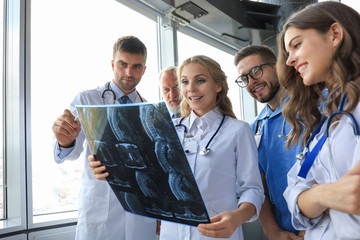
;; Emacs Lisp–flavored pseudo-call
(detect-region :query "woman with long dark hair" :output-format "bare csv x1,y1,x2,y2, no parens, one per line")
277,2,360,239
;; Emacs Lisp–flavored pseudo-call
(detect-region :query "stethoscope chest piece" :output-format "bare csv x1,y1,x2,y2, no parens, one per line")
177,114,226,157
199,148,210,156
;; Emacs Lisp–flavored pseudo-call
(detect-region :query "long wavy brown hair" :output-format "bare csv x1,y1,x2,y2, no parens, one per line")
178,55,236,118
277,1,360,148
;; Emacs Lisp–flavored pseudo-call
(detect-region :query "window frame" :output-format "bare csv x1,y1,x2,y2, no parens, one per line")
0,0,6,222
0,0,27,235
0,0,253,236
26,0,160,230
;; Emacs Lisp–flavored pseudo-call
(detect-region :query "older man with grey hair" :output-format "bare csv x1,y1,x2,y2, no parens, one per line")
159,66,181,118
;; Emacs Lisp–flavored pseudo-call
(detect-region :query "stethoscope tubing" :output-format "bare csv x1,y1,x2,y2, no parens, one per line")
297,93,360,179
306,93,360,148
175,114,226,155
102,81,144,104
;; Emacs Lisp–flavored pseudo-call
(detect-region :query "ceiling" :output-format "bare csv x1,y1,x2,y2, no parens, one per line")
138,0,282,50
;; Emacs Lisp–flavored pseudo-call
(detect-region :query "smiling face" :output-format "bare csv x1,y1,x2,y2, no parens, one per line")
284,27,336,87
180,63,222,117
236,54,280,106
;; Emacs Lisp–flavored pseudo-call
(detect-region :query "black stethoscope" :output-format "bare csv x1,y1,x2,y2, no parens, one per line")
176,115,226,155
296,93,360,179
101,81,144,104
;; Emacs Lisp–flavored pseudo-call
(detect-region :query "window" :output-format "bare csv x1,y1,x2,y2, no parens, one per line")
339,1,360,12
0,0,4,220
30,0,158,223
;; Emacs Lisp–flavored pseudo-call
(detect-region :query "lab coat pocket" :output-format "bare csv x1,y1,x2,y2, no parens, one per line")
78,180,110,224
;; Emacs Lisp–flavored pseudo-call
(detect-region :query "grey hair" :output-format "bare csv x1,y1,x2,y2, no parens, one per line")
158,66,177,81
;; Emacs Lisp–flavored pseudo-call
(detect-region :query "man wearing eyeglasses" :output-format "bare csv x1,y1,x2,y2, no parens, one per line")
234,45,304,240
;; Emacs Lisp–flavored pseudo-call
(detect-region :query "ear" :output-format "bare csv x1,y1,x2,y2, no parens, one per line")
215,83,222,93
329,22,344,48
142,66,147,76
111,60,115,71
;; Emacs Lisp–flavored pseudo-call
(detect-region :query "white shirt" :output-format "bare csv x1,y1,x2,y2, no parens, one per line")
284,102,360,240
160,108,264,240
53,82,156,240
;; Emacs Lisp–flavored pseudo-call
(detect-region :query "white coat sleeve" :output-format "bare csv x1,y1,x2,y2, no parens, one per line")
329,139,360,238
236,122,265,222
283,161,323,230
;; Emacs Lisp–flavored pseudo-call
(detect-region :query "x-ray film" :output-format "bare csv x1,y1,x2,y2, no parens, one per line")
76,102,210,226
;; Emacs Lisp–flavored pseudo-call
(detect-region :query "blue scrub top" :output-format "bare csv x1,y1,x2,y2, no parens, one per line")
250,103,303,233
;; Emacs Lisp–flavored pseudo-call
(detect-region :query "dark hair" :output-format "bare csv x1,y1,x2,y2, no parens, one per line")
277,1,360,148
113,36,147,62
234,45,277,66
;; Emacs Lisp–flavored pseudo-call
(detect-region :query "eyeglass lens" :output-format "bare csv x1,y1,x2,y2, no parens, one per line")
236,65,263,87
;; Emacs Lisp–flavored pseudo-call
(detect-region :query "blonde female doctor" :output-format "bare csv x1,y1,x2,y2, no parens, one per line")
277,2,360,239
90,55,264,240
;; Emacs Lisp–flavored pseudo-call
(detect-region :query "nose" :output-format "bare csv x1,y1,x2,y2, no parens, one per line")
125,66,133,76
188,81,196,92
170,88,179,98
286,52,296,66
247,76,257,86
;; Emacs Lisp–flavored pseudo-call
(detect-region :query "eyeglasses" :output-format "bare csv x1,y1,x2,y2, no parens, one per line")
235,62,275,88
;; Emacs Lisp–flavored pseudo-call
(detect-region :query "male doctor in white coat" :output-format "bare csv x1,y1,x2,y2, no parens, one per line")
52,36,156,240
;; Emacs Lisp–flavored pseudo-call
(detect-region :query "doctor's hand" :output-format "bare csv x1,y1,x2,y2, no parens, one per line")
197,211,239,238
88,155,109,180
52,109,81,147
320,160,360,215
197,202,256,238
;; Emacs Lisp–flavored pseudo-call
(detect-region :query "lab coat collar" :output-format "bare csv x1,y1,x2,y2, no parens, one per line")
188,107,222,131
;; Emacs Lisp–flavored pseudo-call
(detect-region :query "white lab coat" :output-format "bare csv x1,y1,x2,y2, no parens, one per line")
160,108,264,240
53,82,156,240
284,102,360,240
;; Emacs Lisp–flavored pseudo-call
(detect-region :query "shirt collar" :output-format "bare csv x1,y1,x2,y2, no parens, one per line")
257,102,283,121
188,107,222,130
110,80,137,103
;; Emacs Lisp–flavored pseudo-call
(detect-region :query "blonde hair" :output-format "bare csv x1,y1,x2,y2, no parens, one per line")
178,55,236,118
